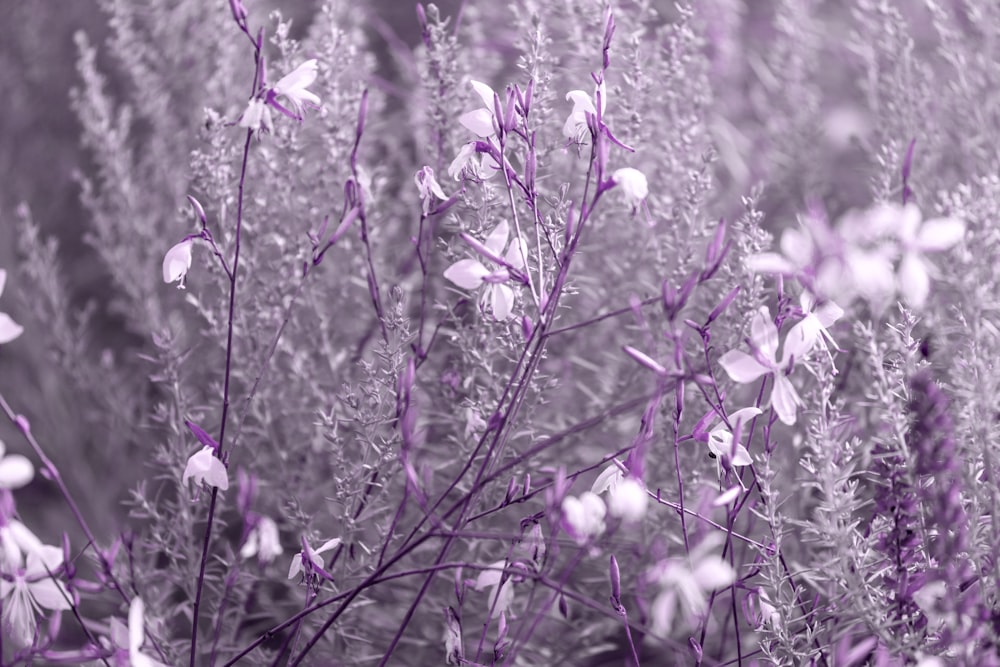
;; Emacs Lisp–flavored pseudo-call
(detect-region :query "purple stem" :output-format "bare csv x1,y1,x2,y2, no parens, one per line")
189,126,254,667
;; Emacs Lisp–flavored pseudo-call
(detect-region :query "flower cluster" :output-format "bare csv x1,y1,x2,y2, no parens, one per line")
749,202,964,312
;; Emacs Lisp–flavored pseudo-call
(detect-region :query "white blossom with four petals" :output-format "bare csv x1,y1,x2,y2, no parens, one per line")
0,544,71,646
271,59,321,119
562,81,606,143
611,167,649,212
443,221,526,321
162,239,194,288
182,446,229,491
891,203,965,309
241,516,283,565
648,536,737,636
288,536,342,580
561,491,606,544
719,307,814,425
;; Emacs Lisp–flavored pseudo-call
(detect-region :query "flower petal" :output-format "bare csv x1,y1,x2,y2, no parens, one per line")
565,90,596,115
750,308,778,362
443,259,489,290
0,313,24,345
591,464,623,496
28,576,72,611
459,109,495,137
129,597,146,654
490,284,515,320
771,374,800,425
0,269,6,297
504,237,527,270
917,216,965,252
469,80,496,110
484,221,510,255
0,454,34,489
719,351,769,383
692,556,736,590
898,253,930,309
474,561,507,590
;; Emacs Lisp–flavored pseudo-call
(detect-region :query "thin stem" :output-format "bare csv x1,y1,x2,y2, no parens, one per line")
189,126,253,667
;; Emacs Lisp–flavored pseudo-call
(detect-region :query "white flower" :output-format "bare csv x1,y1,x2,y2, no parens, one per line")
0,270,24,345
649,536,736,636
288,536,341,580
561,492,606,544
611,167,648,211
606,477,648,523
182,446,229,491
562,81,606,143
0,544,71,646
718,307,815,425
414,166,448,215
705,407,760,467
458,80,498,138
162,239,194,288
786,292,844,361
447,142,501,181
0,439,33,490
271,59,321,119
592,465,647,522
108,597,167,667
443,221,526,321
891,203,965,309
238,98,274,135
473,560,516,618
241,516,283,565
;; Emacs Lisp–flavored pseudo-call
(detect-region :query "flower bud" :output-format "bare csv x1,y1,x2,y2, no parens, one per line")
609,554,621,603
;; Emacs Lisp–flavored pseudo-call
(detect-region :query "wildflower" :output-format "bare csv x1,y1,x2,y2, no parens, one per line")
718,307,814,425
0,439,33,489
611,167,648,212
592,464,647,522
561,491,606,544
270,59,321,120
473,560,517,618
788,292,844,358
443,220,526,321
562,81,606,143
182,447,229,491
0,269,24,344
891,203,965,309
238,98,274,135
240,516,283,565
108,597,167,667
0,544,71,646
694,407,760,467
458,80,499,138
414,166,448,215
447,142,501,181
287,536,341,580
162,239,194,288
606,477,648,522
648,536,736,635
